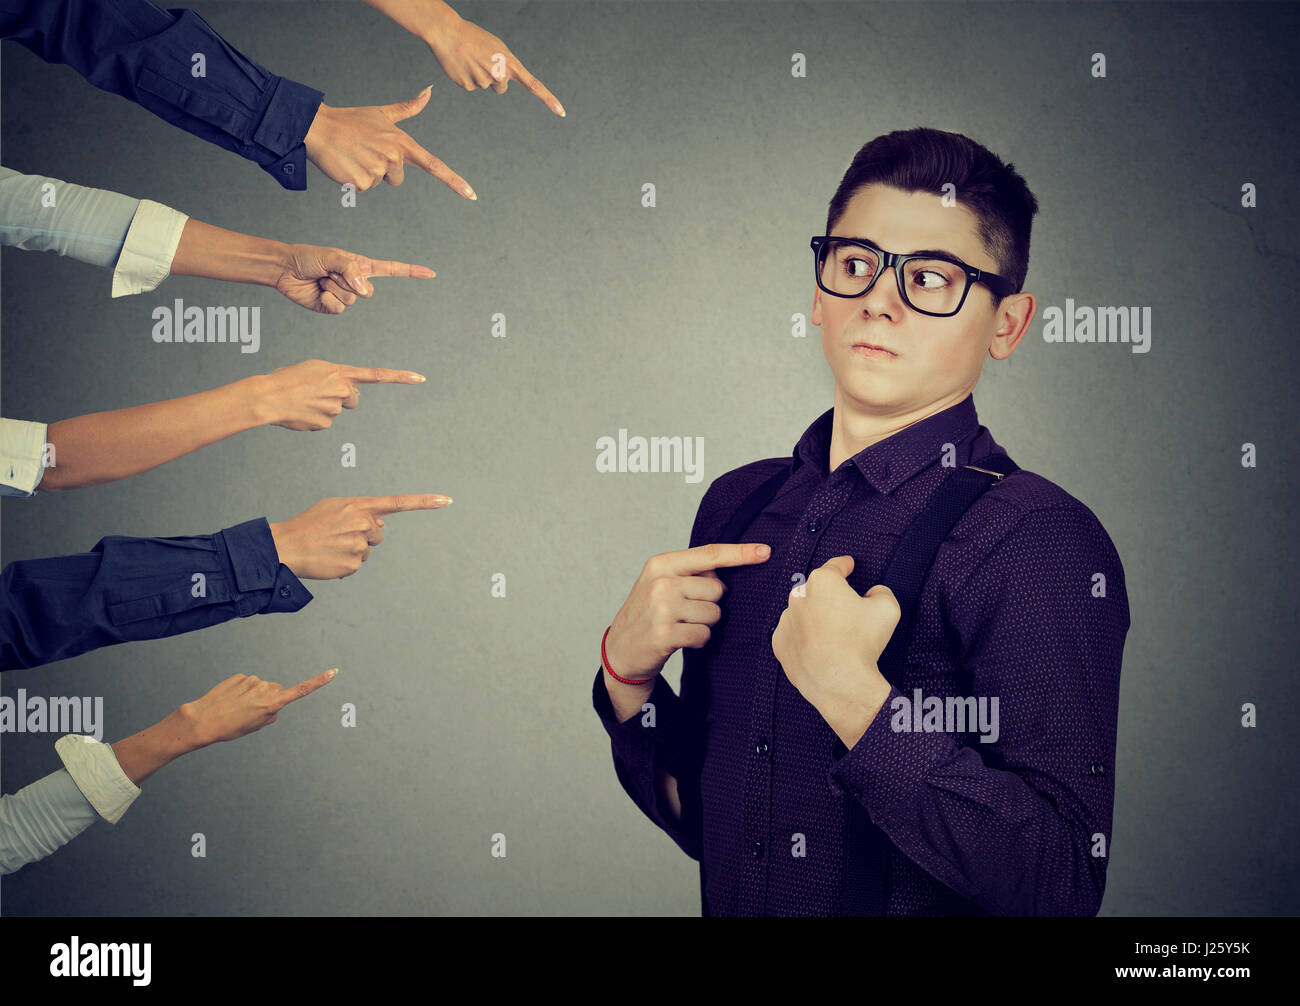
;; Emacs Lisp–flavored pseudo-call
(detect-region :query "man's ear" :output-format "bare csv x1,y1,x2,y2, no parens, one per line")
811,286,822,326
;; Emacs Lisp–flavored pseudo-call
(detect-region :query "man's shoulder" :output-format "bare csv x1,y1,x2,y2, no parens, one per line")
689,456,792,541
954,462,1125,567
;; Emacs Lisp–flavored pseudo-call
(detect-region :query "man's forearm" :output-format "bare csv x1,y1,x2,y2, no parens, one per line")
169,218,291,288
109,708,204,787
40,377,267,490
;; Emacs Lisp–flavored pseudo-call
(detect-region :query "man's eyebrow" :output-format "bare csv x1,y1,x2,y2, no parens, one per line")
840,235,967,262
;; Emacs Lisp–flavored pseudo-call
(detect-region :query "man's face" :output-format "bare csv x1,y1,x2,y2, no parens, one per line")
812,184,1007,416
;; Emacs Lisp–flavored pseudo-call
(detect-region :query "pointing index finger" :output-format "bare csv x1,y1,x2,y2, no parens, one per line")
401,134,475,199
276,667,338,708
509,55,564,116
667,542,770,577
361,258,436,280
355,494,453,516
339,365,427,385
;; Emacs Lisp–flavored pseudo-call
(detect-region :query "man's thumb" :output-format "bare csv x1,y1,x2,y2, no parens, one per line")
863,584,901,622
387,84,433,121
822,554,855,579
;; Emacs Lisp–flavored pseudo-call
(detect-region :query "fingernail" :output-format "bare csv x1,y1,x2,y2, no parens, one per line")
757,544,771,558
327,668,339,678
557,104,566,117
435,495,453,505
409,372,426,382
463,184,477,200
376,519,385,527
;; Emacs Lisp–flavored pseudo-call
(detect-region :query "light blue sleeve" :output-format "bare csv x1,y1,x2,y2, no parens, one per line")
0,734,142,875
0,416,48,498
0,164,136,267
0,165,188,295
0,768,100,875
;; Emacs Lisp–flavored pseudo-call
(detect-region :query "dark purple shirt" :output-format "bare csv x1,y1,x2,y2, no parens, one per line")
592,393,1129,916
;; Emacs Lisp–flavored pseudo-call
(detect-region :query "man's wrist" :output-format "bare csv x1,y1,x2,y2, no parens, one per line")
603,667,657,723
303,103,333,160
267,520,292,570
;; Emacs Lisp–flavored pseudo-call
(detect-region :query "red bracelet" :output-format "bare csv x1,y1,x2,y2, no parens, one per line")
602,625,655,686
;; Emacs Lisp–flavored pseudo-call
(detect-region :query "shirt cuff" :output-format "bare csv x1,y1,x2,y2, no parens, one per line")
55,734,141,825
219,517,313,613
253,77,324,191
0,418,48,497
111,199,190,297
826,684,961,816
591,668,685,759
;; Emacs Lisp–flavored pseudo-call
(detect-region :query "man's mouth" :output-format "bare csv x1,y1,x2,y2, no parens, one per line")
850,342,897,357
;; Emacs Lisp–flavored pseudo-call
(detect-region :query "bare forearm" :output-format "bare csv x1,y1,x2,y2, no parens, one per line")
169,218,291,288
109,708,203,787
39,377,267,490
362,0,461,40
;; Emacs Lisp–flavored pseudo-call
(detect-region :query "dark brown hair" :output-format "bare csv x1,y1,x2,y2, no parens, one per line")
825,127,1040,301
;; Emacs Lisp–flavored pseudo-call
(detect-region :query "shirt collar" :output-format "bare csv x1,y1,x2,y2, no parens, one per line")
792,393,982,494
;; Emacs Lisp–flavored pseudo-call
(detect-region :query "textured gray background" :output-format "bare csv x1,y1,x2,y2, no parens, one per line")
2,1,1298,916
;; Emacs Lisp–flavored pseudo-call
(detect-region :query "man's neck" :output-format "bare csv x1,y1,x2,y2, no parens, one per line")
827,387,972,472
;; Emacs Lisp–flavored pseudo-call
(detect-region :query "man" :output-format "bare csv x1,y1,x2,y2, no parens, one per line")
593,127,1130,916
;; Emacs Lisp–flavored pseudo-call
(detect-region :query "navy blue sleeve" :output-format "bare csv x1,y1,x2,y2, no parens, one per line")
0,517,313,670
0,0,323,190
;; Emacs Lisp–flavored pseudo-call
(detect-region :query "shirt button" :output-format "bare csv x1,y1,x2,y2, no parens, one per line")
278,585,291,598
282,163,296,175
1089,763,1107,776
751,841,764,858
755,739,769,755
807,518,822,533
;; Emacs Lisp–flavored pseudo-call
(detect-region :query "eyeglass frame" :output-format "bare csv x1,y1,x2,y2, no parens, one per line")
810,235,1016,317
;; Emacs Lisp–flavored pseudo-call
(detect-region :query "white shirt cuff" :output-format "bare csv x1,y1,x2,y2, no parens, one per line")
111,199,189,298
55,734,141,825
0,418,48,496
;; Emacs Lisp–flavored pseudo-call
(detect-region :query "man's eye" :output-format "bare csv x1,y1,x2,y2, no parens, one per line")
844,257,873,277
912,269,949,288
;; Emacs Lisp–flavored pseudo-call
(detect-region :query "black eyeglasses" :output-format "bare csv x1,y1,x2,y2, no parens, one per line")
811,235,1015,317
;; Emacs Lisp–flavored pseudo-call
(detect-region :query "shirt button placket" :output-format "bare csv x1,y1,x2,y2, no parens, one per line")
742,479,840,915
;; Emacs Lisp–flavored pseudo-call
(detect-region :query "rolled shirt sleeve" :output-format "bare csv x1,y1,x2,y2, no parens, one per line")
0,418,49,497
112,197,189,296
827,504,1130,917
0,166,188,296
0,1,324,190
56,733,141,823
0,516,313,671
0,734,140,874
